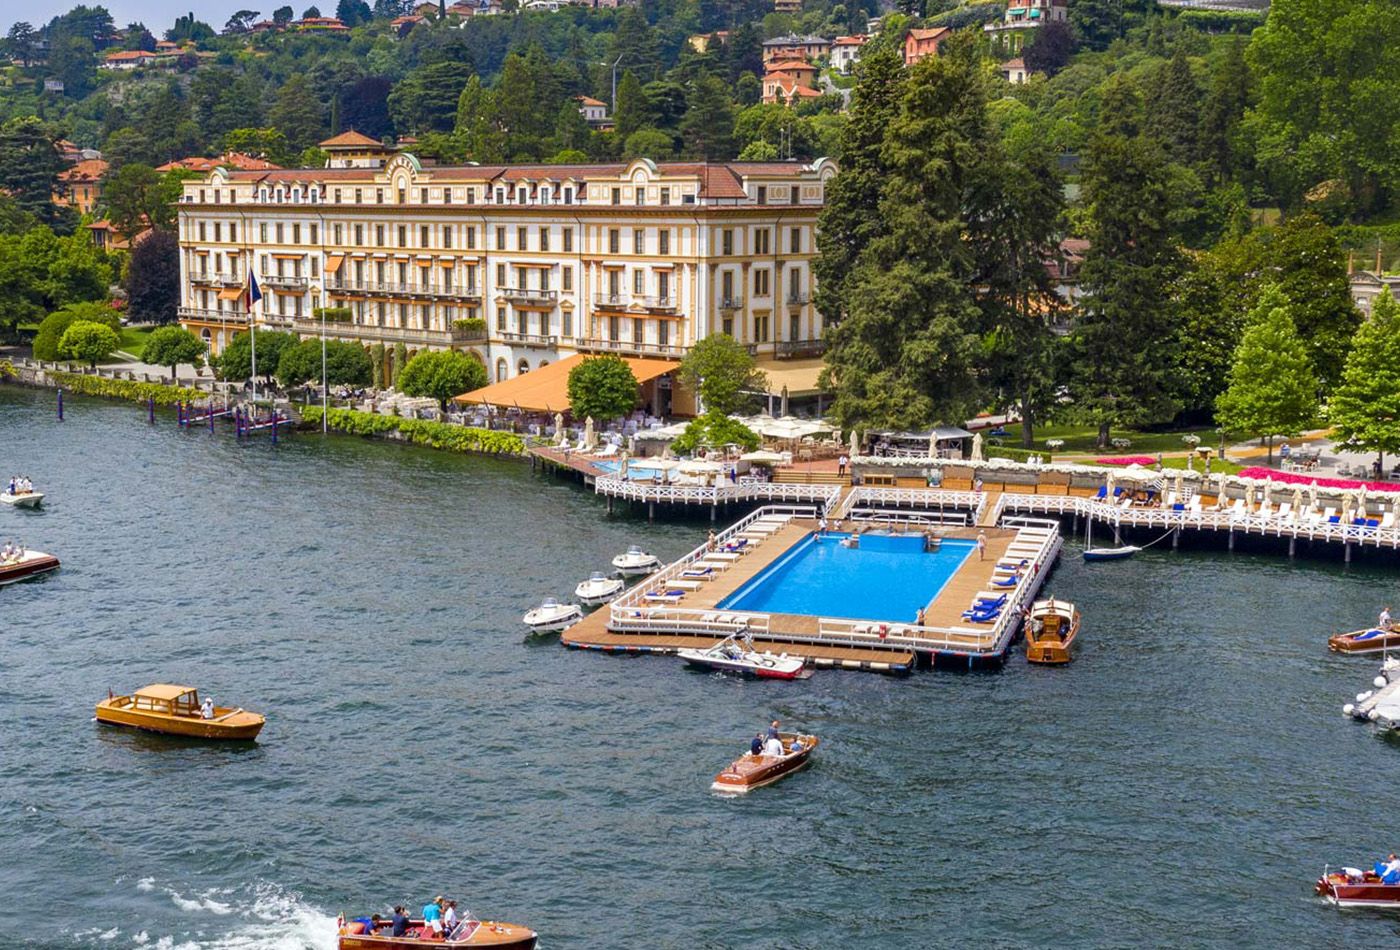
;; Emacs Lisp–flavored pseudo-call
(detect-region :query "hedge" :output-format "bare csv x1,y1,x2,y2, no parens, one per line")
48,371,204,406
303,405,526,456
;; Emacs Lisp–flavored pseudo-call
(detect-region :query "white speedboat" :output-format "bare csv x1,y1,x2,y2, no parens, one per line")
678,632,809,680
522,597,583,633
611,545,661,576
0,490,43,509
575,571,625,606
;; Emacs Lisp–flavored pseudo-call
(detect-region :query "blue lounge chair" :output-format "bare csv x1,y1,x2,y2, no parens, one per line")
992,576,1018,588
974,594,1007,608
1095,486,1107,499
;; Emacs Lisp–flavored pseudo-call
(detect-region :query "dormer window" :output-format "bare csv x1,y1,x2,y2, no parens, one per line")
291,187,301,202
259,188,269,202
516,187,528,204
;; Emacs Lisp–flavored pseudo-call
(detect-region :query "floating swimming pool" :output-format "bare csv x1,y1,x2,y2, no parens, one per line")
594,459,664,481
718,532,976,623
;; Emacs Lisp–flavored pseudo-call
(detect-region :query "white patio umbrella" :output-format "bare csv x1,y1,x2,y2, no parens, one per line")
678,459,723,475
739,450,786,463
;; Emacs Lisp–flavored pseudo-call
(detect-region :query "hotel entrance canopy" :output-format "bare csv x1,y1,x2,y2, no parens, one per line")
455,354,679,414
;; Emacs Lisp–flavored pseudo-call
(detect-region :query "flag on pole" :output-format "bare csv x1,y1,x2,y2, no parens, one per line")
245,271,262,310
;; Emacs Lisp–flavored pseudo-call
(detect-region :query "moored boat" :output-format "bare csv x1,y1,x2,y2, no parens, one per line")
575,571,624,606
95,684,265,740
712,731,819,794
678,632,808,680
0,549,60,586
337,916,538,949
1025,598,1081,665
1082,545,1140,562
1316,864,1400,908
521,598,583,633
611,545,661,576
1329,624,1400,655
0,489,43,508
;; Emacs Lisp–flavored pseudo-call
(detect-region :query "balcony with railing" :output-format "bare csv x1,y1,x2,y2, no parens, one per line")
178,307,250,325
785,291,810,306
500,286,558,306
290,318,487,347
593,292,630,309
578,337,685,359
636,294,678,312
498,331,559,348
190,271,238,287
262,274,309,291
719,295,745,310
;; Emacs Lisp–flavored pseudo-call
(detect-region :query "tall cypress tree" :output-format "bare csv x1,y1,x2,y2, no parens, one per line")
1072,76,1184,447
1149,48,1201,167
1200,39,1250,186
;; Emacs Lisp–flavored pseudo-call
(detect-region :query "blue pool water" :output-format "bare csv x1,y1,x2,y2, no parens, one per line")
594,458,663,480
719,532,975,622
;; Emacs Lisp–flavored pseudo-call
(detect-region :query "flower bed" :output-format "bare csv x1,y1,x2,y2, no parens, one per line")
1235,466,1400,493
1096,455,1156,467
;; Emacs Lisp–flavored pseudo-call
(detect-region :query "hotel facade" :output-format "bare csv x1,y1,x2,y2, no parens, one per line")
176,141,836,412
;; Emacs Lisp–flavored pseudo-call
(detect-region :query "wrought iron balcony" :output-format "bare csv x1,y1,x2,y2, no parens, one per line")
593,293,630,309
498,332,559,348
178,307,250,325
500,287,558,306
577,338,684,359
719,295,745,310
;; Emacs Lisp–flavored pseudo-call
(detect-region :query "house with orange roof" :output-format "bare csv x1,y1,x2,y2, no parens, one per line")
1000,57,1028,84
157,153,283,173
100,49,157,70
903,26,950,65
293,16,350,31
762,60,820,105
320,130,395,168
575,95,612,128
54,158,109,215
830,34,868,74
984,0,1068,51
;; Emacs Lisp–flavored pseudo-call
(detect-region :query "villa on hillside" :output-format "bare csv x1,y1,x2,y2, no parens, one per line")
984,0,1068,51
762,34,831,64
903,27,951,65
830,35,868,73
762,61,822,106
54,158,108,215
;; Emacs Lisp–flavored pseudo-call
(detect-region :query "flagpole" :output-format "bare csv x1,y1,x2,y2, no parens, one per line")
250,299,258,405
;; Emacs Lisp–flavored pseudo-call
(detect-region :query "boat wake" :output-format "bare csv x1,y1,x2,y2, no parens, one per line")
81,879,338,949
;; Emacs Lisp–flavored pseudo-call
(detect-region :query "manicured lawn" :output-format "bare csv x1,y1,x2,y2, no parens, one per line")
117,326,154,355
1025,423,1232,456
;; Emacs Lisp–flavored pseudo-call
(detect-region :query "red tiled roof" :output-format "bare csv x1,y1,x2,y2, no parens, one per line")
1002,57,1025,69
907,27,950,41
318,130,386,148
59,158,109,182
575,95,607,107
104,50,152,61
766,59,817,72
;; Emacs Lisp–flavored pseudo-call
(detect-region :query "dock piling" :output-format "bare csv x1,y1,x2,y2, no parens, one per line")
1289,536,1296,558
1345,541,1352,563
147,397,155,424
57,388,63,421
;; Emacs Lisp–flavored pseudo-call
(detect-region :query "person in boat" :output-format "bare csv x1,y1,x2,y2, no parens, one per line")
790,737,805,753
5,477,13,495
201,697,215,719
390,906,409,937
750,733,764,756
1383,606,1394,631
763,734,785,757
443,899,459,933
767,720,781,741
423,896,445,936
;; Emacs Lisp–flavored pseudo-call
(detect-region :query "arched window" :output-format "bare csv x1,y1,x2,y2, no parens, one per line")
496,358,508,382
517,359,530,375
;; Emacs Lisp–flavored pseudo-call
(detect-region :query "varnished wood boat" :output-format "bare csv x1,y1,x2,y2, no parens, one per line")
338,917,537,949
0,549,59,586
1025,598,1080,665
1316,866,1400,908
711,732,819,794
1329,625,1400,655
95,684,265,740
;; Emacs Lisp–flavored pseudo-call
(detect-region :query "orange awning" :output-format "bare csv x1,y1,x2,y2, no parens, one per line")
455,353,678,413
324,254,345,274
217,287,243,300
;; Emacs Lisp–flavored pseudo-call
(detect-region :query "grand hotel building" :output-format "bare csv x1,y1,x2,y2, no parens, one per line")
177,135,836,413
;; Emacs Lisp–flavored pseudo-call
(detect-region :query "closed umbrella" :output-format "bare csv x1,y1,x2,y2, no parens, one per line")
620,452,630,479
553,411,565,444
780,385,789,418
1104,471,1116,499
1357,484,1369,517
1309,481,1319,510
849,429,860,457
928,430,938,457
1291,487,1303,512
1173,471,1184,500
583,416,595,451
971,432,984,462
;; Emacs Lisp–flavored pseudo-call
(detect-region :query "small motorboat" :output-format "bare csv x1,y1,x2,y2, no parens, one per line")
338,914,537,949
1316,863,1400,908
1344,657,1400,721
0,549,60,586
521,597,583,633
712,732,819,794
0,488,43,508
95,684,265,740
1082,545,1140,561
611,545,661,576
678,632,809,680
1329,624,1400,655
1025,598,1081,664
575,571,624,606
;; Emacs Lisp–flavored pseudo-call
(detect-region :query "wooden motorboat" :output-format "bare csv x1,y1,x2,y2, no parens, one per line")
575,571,624,606
711,732,819,794
1082,545,1140,561
95,684,265,740
0,549,60,586
0,489,43,508
1025,598,1081,665
1329,624,1400,655
678,632,809,680
521,598,582,633
1316,865,1400,908
338,916,537,949
611,545,661,576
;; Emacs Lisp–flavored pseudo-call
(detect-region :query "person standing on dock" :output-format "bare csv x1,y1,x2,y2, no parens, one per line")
838,454,848,476
976,531,987,561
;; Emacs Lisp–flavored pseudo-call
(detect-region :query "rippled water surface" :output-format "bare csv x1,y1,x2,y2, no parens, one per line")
5,385,1400,949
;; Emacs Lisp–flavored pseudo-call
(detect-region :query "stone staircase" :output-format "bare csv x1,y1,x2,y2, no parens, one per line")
773,469,851,486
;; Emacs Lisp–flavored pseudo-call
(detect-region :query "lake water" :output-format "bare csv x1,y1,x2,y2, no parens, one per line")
4,384,1400,948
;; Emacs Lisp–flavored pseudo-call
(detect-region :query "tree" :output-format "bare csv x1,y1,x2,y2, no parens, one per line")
398,349,487,409
623,129,673,160
304,5,322,16
224,10,260,32
613,71,649,139
141,326,207,380
33,302,121,360
1262,213,1360,393
738,140,779,161
679,75,736,160
276,337,373,387
214,329,298,383
336,0,372,26
1200,39,1249,186
391,340,407,385
273,5,295,23
390,60,474,135
6,22,37,67
340,77,394,140
0,118,65,224
1214,287,1318,464
48,35,96,99
678,333,767,415
1071,76,1184,447
102,164,184,236
268,74,325,153
126,230,181,327
1069,0,1122,52
1329,292,1400,473
167,12,215,41
566,355,638,422
58,320,119,368
672,410,761,454
1022,20,1074,78
1149,48,1201,168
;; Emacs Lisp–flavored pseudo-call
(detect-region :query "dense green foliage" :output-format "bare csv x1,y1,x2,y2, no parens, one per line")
275,337,374,387
1328,293,1400,468
566,354,638,422
671,409,761,454
0,225,113,342
47,370,203,405
303,405,526,455
125,229,181,325
140,325,207,379
677,333,766,415
32,301,121,360
397,349,487,408
57,319,119,367
213,329,298,382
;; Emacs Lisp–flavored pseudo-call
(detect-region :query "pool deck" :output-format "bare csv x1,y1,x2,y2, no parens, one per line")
561,515,1031,673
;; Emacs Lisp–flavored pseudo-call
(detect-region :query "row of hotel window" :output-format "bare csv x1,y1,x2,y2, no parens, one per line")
191,182,801,207
187,221,806,256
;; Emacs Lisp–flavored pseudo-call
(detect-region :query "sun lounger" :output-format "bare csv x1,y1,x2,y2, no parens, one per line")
973,592,1007,607
669,580,703,590
708,552,740,562
643,591,685,602
681,567,715,579
1187,496,1203,512
1383,512,1396,529
696,560,729,570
